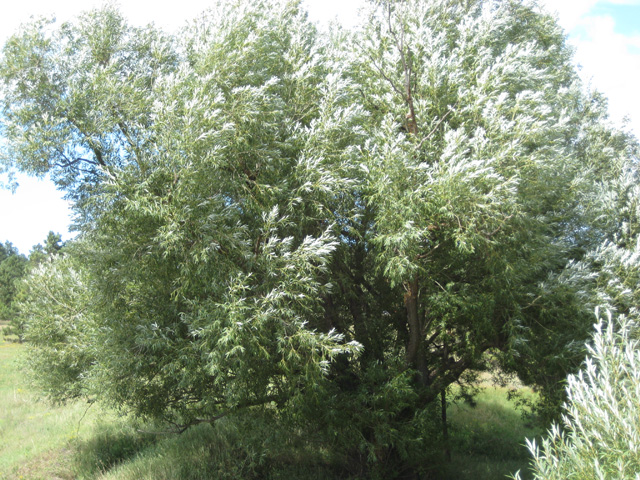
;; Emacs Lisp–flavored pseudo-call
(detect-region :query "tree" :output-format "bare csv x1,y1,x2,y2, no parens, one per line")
515,109,640,480
44,231,63,256
7,231,66,340
27,230,64,266
6,0,359,425
0,241,27,321
2,0,635,476
17,250,94,398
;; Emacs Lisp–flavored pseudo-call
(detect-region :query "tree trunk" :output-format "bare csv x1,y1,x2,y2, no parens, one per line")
405,275,429,385
441,388,451,462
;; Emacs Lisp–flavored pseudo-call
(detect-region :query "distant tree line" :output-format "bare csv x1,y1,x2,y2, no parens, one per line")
0,232,63,339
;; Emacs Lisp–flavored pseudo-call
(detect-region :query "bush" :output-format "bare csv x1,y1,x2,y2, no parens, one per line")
515,309,640,480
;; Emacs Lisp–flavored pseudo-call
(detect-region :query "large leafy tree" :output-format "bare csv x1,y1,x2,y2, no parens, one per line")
5,0,360,424
2,0,635,475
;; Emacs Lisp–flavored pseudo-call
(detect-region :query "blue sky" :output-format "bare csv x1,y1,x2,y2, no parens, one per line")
586,3,640,36
1,0,639,254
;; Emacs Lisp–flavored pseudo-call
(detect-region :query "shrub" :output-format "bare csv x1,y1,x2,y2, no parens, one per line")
515,309,640,480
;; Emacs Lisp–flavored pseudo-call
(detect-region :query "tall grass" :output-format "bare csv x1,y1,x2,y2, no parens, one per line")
0,338,332,480
0,340,78,478
441,386,541,480
2,334,539,479
0,338,143,480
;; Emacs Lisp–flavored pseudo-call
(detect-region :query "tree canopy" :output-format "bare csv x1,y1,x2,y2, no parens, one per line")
2,0,637,476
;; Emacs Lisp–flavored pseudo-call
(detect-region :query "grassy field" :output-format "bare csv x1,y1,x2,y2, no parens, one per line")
0,333,78,479
0,329,150,480
0,329,538,479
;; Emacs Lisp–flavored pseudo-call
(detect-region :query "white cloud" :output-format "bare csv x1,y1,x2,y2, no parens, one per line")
537,1,640,136
570,15,640,133
0,174,73,254
607,0,640,5
539,0,599,31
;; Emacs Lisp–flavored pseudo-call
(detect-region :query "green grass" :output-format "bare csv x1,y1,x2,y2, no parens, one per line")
441,386,541,480
0,337,149,480
0,338,270,480
1,337,540,479
0,339,77,479
95,421,258,480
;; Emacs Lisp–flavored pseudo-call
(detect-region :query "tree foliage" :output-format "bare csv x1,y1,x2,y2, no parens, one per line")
18,250,93,397
0,241,27,320
516,310,640,480
2,0,637,475
516,137,640,479
2,232,65,339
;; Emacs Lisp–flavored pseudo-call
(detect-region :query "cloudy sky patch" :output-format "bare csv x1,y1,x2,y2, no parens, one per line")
541,0,640,135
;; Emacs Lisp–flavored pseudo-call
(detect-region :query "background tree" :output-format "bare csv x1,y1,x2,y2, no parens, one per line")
27,230,64,266
2,0,637,476
0,241,27,322
3,231,65,340
18,249,95,399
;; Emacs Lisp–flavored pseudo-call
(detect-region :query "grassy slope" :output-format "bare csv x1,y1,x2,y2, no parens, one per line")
0,339,76,479
1,332,538,479
0,334,145,480
444,387,541,480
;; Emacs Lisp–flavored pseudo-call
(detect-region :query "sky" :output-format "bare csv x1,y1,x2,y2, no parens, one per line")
0,0,639,254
